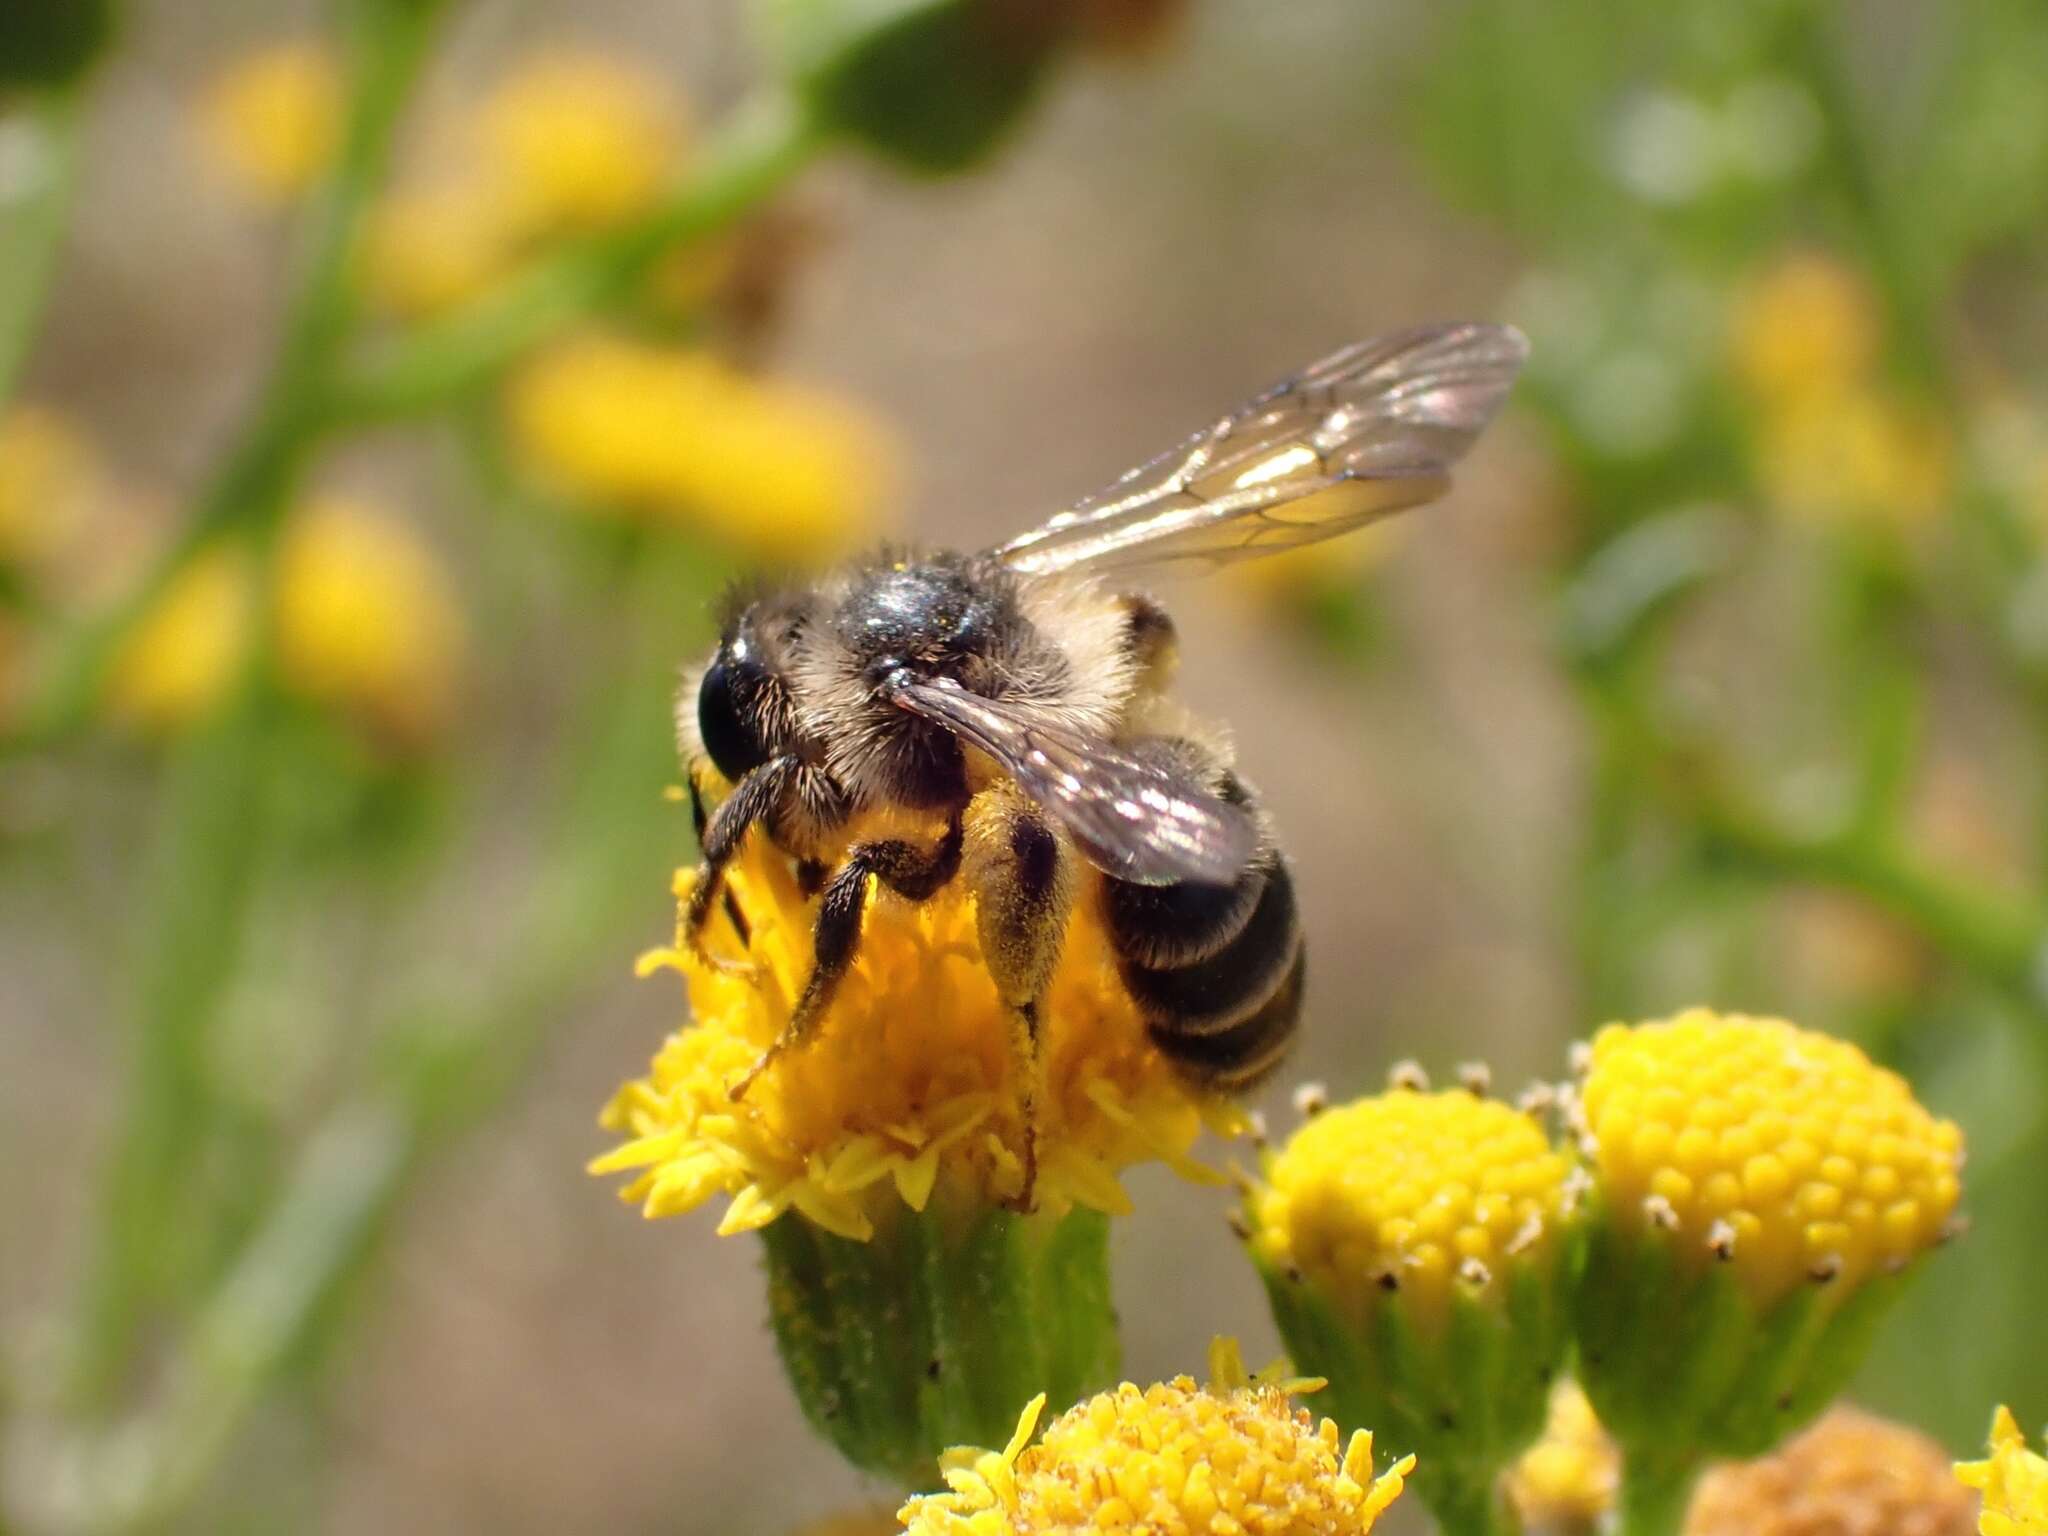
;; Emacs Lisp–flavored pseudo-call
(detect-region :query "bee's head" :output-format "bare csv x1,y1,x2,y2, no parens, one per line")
683,588,807,785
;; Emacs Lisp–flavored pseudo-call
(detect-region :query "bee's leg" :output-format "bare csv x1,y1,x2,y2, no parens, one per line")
730,816,964,1099
687,770,752,949
684,754,797,972
962,786,1075,1212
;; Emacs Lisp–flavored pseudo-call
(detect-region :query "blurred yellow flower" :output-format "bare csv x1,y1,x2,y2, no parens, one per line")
359,184,523,319
1248,1083,1572,1328
897,1338,1410,1535
105,497,463,747
508,333,897,561
360,51,688,320
1728,252,1881,409
1510,1381,1618,1534
476,52,685,234
197,42,343,204
1686,1405,1977,1536
1756,389,1953,530
1727,251,1954,530
1958,1407,2048,1536
592,828,1238,1240
274,495,465,747
1578,1008,1964,1305
106,548,253,732
0,405,103,575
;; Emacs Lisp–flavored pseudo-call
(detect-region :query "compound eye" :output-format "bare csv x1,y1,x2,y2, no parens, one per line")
696,651,771,780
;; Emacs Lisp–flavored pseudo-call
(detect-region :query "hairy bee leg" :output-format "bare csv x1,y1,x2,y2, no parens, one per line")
963,788,1074,1212
730,817,964,1100
684,755,797,973
687,771,752,949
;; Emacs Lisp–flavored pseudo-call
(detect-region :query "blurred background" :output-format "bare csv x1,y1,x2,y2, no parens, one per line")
2,0,2045,1529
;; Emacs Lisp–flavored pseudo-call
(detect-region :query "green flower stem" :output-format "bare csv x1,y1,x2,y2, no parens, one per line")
762,1204,1119,1488
324,88,824,423
1616,1448,1700,1536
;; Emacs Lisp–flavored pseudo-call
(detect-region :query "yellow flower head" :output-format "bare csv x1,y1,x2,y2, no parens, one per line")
1247,1083,1573,1328
1688,1405,1978,1536
1577,1008,1964,1305
360,184,523,319
106,548,253,731
1754,388,1953,531
897,1338,1411,1536
508,334,897,562
105,496,463,745
1727,252,1881,408
0,405,104,576
593,831,1239,1240
1958,1407,2048,1536
197,42,343,203
274,496,465,747
1509,1381,1619,1533
475,52,685,234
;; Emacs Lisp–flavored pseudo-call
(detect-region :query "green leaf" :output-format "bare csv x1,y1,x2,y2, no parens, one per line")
762,0,1060,174
0,91,82,403
0,0,115,88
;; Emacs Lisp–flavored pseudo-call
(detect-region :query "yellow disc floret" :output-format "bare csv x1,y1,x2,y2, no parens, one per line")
1688,1405,1978,1536
897,1338,1411,1536
592,831,1240,1240
1248,1086,1572,1326
1958,1407,2048,1536
1578,1009,1963,1304
1510,1382,1619,1533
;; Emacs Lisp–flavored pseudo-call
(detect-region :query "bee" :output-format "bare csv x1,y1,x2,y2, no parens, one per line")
681,323,1527,1204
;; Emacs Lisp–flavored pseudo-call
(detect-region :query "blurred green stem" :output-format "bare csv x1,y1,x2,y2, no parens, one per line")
62,0,450,1410
79,552,700,1529
0,88,83,405
325,88,822,422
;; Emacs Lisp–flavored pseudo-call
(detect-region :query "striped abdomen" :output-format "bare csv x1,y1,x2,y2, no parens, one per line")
1099,764,1304,1091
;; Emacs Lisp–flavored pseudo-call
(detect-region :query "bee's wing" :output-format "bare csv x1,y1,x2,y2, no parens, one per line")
993,323,1528,578
884,675,1256,886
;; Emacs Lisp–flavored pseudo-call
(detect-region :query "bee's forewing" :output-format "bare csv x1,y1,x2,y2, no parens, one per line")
994,322,1528,578
884,675,1256,886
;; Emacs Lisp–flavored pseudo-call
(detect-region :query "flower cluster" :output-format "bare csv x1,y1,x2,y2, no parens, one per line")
593,831,1237,1240
108,495,465,749
1576,1008,1964,1302
897,1338,1410,1536
1248,1080,1573,1324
